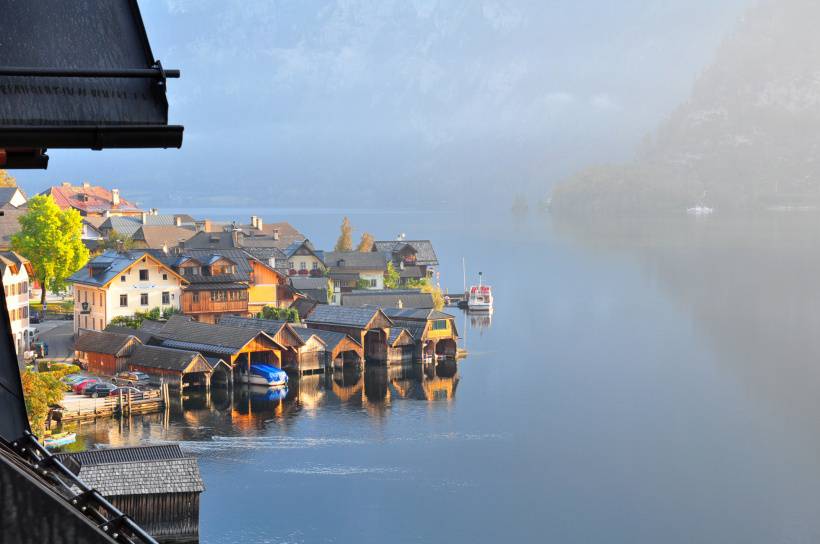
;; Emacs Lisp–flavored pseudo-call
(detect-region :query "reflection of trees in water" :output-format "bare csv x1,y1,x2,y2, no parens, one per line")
554,213,820,448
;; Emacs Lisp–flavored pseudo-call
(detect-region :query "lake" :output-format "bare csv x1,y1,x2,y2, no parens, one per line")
68,209,820,543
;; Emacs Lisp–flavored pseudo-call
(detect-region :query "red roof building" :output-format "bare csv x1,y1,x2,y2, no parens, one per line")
40,182,143,217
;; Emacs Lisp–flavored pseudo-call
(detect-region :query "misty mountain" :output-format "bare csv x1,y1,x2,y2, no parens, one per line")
552,0,820,213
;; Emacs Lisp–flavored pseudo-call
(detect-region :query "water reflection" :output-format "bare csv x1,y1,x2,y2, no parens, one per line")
74,361,462,450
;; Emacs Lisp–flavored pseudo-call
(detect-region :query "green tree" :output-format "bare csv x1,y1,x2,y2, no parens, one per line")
356,278,371,290
384,261,400,289
406,277,445,310
12,195,89,309
260,306,300,323
356,232,375,252
0,170,17,188
334,217,353,251
21,364,79,436
96,229,136,253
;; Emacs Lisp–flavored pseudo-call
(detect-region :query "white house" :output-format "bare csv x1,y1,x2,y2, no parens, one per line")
0,252,32,354
68,251,187,334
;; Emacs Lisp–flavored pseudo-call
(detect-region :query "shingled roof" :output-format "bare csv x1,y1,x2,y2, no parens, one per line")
291,327,361,350
75,329,139,355
129,344,206,372
341,290,434,309
324,251,387,271
43,184,142,215
381,307,455,321
157,315,277,353
305,305,393,329
373,240,439,266
57,445,203,496
68,250,184,288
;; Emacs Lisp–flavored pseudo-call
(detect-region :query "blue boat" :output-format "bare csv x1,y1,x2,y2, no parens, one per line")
241,363,288,387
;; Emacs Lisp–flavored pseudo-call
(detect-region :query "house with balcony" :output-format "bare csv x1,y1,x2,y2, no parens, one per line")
0,252,32,354
373,239,439,284
324,251,388,304
68,251,188,335
149,248,296,324
283,240,325,277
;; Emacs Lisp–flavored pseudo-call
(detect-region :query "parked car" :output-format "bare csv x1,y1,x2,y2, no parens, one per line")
84,383,117,398
60,374,86,389
109,386,144,400
115,371,150,387
72,378,101,394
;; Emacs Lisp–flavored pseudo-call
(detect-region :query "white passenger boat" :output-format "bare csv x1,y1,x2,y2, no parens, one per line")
467,273,493,311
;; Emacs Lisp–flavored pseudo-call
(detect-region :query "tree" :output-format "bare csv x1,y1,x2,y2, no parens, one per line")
0,170,17,188
334,217,353,251
21,364,79,436
384,261,400,289
260,306,300,323
406,277,445,310
356,232,375,252
96,229,136,253
12,195,89,310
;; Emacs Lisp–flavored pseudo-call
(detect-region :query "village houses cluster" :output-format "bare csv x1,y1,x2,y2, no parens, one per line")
0,182,458,387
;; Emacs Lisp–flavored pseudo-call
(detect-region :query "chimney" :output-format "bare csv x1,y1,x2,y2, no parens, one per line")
175,216,182,227
162,242,169,255
141,211,148,224
256,217,263,231
273,228,279,241
397,299,403,309
82,181,91,189
150,208,158,215
250,216,258,229
112,188,120,206
61,181,71,188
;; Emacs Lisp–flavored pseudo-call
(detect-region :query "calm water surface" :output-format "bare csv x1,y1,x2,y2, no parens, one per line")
68,210,820,543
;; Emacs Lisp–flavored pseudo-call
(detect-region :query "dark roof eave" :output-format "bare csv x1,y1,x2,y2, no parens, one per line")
0,125,184,150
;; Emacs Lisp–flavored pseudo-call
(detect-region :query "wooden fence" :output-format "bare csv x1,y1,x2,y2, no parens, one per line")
59,386,169,422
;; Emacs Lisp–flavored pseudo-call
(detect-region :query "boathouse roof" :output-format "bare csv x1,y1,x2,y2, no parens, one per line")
381,307,454,321
129,344,207,372
157,315,278,353
306,305,393,329
291,298,320,319
341,290,435,309
104,324,157,345
75,329,140,356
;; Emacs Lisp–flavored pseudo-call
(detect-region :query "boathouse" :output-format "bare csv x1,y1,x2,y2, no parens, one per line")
74,329,141,375
381,307,459,359
56,445,204,543
387,328,416,363
218,315,306,372
304,305,393,363
154,315,285,378
127,344,213,389
293,327,364,369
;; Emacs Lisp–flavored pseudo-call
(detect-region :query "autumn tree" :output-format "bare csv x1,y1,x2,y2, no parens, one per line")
334,217,353,251
356,232,375,252
0,169,17,188
12,195,89,309
384,261,400,289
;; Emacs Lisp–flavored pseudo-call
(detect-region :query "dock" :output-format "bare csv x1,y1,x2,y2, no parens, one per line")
59,386,169,422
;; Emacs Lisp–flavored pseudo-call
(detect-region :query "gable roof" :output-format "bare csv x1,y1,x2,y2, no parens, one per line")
0,187,27,208
373,240,438,266
0,208,26,250
156,315,279,354
56,444,186,467
129,344,207,372
0,251,32,276
283,240,325,262
68,250,187,288
218,316,305,347
292,327,361,350
134,225,197,248
75,329,139,355
381,307,454,321
290,298,319,319
324,251,387,271
103,324,156,344
101,215,196,237
388,327,415,347
306,305,393,329
42,184,142,215
341,290,434,309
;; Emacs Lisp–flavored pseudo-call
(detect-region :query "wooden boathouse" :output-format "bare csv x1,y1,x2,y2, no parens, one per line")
127,344,213,390
381,307,459,359
304,305,393,363
153,315,285,380
74,329,141,375
293,327,364,370
218,316,306,372
387,328,416,363
56,445,204,543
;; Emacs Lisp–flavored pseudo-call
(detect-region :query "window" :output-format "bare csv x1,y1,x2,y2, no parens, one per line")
21,282,27,293
163,273,168,280
192,292,200,303
432,320,448,331
288,261,294,270
140,293,149,306
162,291,170,305
139,269,149,281
120,294,128,307
121,275,126,282
300,262,307,270
370,279,378,287
312,262,318,270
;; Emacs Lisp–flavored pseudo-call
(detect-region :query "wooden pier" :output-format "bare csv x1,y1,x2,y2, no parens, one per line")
59,386,169,422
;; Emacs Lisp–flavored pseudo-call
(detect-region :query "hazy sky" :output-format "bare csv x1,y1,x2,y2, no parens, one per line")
19,0,750,209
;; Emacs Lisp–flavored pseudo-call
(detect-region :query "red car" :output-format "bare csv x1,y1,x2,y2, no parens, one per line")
72,378,100,394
